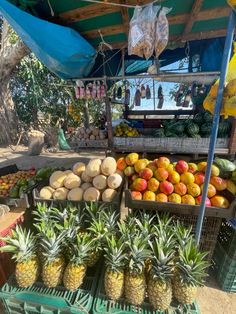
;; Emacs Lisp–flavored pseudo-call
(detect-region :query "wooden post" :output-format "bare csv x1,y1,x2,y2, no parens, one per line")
104,83,113,150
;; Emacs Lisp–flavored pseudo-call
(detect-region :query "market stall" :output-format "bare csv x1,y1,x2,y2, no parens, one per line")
0,0,236,313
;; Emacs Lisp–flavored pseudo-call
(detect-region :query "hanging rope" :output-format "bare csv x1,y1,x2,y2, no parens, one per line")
81,0,162,9
47,0,55,16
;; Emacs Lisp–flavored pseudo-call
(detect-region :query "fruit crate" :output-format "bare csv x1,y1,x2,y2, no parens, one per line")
33,179,124,212
0,164,33,208
0,264,100,314
212,242,236,292
217,219,236,260
92,268,201,314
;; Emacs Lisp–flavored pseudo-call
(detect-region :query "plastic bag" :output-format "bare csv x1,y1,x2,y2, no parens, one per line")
128,6,145,58
155,7,172,57
204,42,236,118
140,4,160,59
128,4,159,59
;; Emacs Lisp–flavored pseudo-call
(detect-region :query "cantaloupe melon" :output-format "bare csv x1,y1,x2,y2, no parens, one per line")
101,157,117,176
86,159,101,177
83,187,100,201
67,187,84,201
93,175,107,190
73,162,86,175
102,189,117,202
64,170,73,175
107,173,122,189
49,171,67,189
81,182,92,191
39,186,55,199
64,174,81,189
53,187,68,200
81,171,93,183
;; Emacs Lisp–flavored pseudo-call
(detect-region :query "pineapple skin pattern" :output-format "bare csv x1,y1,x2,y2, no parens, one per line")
42,257,65,288
148,278,172,311
16,258,39,288
173,280,198,305
104,270,124,300
63,264,86,291
125,272,146,306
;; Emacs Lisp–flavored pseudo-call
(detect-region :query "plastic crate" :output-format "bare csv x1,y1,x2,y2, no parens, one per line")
212,242,236,292
0,265,100,314
93,269,201,314
218,220,236,260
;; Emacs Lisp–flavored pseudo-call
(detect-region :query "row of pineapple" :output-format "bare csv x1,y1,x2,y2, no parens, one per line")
0,203,209,311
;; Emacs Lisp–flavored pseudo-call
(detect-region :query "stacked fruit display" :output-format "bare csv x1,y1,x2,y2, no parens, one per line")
75,126,107,140
0,169,36,198
0,207,209,311
114,122,139,137
39,157,122,202
118,153,235,208
153,111,231,138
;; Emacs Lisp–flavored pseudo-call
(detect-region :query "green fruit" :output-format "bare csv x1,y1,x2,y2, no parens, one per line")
153,129,165,138
9,185,20,198
186,123,199,136
215,158,236,172
35,167,53,180
203,111,213,123
200,123,212,137
193,113,204,125
17,179,28,187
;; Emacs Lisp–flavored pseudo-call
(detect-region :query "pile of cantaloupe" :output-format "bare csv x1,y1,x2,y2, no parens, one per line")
76,127,107,140
39,157,122,202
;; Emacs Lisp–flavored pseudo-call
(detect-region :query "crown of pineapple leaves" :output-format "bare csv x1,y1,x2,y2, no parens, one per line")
125,236,150,275
33,203,52,224
40,227,66,263
104,235,126,272
149,236,175,282
85,202,110,222
134,212,155,240
0,225,37,262
69,233,95,265
176,239,209,287
117,216,139,242
174,221,193,248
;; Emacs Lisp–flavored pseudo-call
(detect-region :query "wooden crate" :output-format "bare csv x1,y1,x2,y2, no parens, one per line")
113,137,229,154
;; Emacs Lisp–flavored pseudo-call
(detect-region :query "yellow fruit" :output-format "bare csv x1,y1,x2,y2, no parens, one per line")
180,172,195,185
187,183,201,197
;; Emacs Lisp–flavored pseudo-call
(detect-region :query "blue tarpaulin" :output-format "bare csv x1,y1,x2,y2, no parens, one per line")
0,0,97,79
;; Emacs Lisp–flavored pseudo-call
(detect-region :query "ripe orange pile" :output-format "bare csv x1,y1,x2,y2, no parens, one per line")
117,154,232,208
0,170,35,197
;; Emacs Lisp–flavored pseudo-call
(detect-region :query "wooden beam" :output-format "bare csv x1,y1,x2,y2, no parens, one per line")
120,0,130,36
100,27,233,50
82,24,124,39
182,0,204,37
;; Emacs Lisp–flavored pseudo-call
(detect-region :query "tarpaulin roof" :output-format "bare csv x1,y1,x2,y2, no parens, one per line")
0,0,97,79
0,0,231,79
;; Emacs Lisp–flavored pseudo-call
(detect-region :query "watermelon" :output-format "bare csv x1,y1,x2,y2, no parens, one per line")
218,120,232,138
153,129,165,138
168,121,185,133
215,158,236,172
186,122,200,136
200,123,212,137
203,111,213,123
193,112,204,125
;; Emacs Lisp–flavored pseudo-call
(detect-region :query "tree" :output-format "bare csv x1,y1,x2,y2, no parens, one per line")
0,19,29,144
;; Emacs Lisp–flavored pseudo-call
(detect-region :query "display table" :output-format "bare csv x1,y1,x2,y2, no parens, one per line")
0,208,25,286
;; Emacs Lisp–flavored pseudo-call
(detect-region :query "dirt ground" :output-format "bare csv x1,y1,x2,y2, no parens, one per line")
0,146,236,314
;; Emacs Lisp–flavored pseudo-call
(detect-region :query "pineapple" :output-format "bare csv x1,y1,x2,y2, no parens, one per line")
63,234,93,291
104,235,126,300
40,228,65,288
147,237,175,311
173,239,209,305
0,225,39,288
124,236,150,306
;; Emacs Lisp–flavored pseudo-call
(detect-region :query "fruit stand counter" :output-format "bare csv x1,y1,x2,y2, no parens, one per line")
113,137,229,154
0,208,25,286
